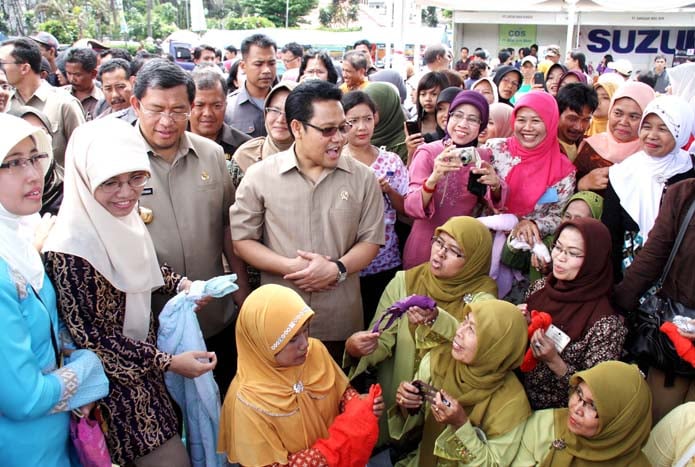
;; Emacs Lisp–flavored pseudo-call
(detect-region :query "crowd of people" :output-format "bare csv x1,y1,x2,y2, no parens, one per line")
2,28,695,467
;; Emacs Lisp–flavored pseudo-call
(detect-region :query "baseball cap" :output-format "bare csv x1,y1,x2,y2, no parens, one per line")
31,31,59,50
608,58,633,77
521,56,537,67
544,45,560,58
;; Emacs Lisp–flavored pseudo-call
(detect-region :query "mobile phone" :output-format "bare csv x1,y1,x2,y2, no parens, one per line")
533,72,545,85
411,380,450,407
405,120,421,135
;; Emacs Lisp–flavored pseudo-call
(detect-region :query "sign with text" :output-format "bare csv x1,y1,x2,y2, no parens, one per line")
499,25,537,49
581,26,695,55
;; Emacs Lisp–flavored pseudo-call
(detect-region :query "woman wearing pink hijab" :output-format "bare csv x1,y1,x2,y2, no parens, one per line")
574,81,656,197
484,91,576,247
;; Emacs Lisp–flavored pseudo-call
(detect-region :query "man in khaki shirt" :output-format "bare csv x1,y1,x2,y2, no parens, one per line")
63,47,104,120
130,59,249,395
230,80,385,360
1,37,85,166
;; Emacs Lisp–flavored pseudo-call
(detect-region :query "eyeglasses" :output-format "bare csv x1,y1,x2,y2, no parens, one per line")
0,153,49,174
0,84,14,92
570,385,598,418
99,173,150,193
0,60,21,68
282,56,300,65
431,236,465,259
551,242,584,259
448,111,482,126
303,121,352,137
138,102,190,122
265,106,285,118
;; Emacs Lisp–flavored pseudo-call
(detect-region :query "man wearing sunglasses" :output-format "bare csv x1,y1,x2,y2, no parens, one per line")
231,80,385,362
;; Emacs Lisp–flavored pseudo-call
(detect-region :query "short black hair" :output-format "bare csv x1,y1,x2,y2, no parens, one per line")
518,47,530,59
530,44,539,52
498,50,511,64
65,47,98,72
654,54,666,62
298,50,339,84
285,80,342,134
342,90,376,115
225,45,237,54
192,66,228,96
342,50,368,71
193,44,216,61
240,34,277,57
98,58,131,81
636,70,657,89
423,44,447,65
281,42,303,58
1,38,42,74
467,61,488,80
103,47,132,62
130,51,156,76
556,82,598,115
473,48,488,60
354,39,371,50
460,46,469,53
133,59,195,103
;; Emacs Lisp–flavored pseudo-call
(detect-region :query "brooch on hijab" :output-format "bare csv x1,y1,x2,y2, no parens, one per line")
462,293,473,304
139,206,153,224
654,173,667,184
293,381,304,394
551,439,567,450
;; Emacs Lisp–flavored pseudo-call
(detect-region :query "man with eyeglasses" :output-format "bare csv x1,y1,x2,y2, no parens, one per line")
230,80,385,362
280,42,303,82
189,66,250,165
0,37,85,166
224,34,277,138
130,59,249,395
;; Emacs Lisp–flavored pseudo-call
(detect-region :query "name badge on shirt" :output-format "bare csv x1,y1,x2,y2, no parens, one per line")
141,187,154,196
537,187,559,205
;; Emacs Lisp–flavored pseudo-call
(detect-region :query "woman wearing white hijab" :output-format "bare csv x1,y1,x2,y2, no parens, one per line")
0,114,108,467
602,95,695,282
44,118,216,466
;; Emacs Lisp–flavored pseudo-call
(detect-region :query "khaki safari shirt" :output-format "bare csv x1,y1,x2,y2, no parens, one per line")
230,146,385,341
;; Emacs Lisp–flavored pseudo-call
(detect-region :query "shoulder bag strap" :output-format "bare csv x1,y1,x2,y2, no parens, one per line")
655,197,695,290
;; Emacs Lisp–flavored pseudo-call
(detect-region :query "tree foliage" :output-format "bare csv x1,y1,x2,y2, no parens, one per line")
223,15,275,30
318,0,358,29
239,0,317,27
421,6,438,27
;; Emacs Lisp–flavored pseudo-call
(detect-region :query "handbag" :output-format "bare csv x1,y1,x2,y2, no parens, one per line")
628,197,695,377
69,409,112,467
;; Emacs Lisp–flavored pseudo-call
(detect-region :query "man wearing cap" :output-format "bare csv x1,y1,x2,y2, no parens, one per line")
608,58,632,80
1,37,85,166
63,47,104,120
31,31,60,86
538,45,561,75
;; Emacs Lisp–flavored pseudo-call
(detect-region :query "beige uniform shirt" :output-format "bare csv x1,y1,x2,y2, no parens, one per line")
138,129,236,337
10,80,86,166
62,83,104,121
230,146,385,340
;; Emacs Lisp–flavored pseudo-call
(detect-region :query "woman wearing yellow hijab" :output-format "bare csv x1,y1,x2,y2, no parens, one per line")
391,300,531,465
513,360,652,466
218,284,383,466
344,216,497,446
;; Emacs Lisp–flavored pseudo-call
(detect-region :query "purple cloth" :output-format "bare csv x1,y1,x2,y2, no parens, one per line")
372,295,437,332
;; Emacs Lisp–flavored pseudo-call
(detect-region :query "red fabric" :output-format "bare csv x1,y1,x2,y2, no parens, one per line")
504,92,576,216
660,322,695,368
313,384,381,467
520,311,552,372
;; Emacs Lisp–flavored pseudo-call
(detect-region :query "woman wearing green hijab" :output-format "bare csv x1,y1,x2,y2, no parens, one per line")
364,82,408,163
391,300,531,466
344,216,497,448
513,360,652,466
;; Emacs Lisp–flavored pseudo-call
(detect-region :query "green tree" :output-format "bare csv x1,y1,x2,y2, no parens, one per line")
318,0,358,29
421,6,437,27
224,15,274,29
240,0,318,27
38,18,81,44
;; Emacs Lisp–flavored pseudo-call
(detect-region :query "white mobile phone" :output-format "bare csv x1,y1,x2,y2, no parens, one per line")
545,324,571,353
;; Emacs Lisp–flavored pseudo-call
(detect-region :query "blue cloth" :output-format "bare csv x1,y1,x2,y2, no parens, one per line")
0,258,107,467
157,274,238,467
